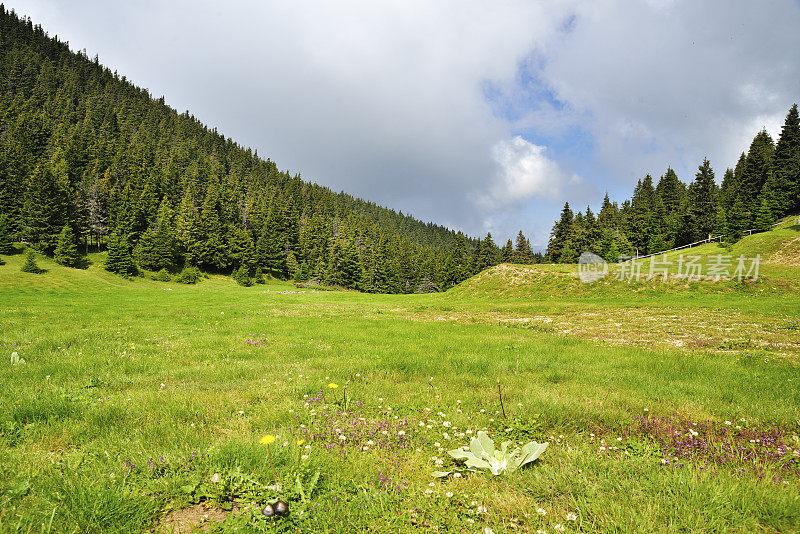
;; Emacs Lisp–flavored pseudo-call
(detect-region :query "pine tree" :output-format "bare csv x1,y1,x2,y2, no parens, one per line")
677,159,719,244
257,218,285,278
513,230,533,263
474,232,499,272
500,239,514,263
105,232,136,276
735,130,775,228
54,225,79,267
21,249,41,273
754,172,782,231
626,175,656,252
443,233,470,287
545,203,573,263
22,164,69,252
0,214,14,254
773,104,800,213
597,193,619,230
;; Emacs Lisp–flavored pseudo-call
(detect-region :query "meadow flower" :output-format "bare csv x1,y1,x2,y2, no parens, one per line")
537,507,547,516
566,512,578,521
260,434,276,445
297,439,305,446
554,525,565,532
329,383,339,389
445,491,453,498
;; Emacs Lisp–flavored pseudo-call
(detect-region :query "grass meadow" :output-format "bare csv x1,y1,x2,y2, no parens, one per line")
0,229,799,533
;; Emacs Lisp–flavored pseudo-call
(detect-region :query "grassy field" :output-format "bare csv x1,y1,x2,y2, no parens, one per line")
0,226,799,533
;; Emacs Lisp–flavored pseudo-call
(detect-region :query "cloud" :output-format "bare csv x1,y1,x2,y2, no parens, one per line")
529,0,800,183
481,136,578,209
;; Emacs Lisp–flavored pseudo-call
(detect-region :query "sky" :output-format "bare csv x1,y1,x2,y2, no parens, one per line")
8,0,800,247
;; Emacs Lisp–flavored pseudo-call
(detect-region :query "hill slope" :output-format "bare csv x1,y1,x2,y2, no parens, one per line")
0,6,475,293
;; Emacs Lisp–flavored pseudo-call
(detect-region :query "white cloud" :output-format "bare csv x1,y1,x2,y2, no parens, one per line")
532,0,800,183
482,136,577,209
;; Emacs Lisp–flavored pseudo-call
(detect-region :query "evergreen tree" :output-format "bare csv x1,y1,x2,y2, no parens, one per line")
545,203,573,263
754,172,782,231
597,193,619,230
500,239,514,263
54,225,79,267
677,159,719,244
0,214,14,254
443,233,470,287
105,232,136,276
474,232,499,273
513,230,533,263
734,130,775,228
773,104,800,213
21,250,41,273
21,165,69,252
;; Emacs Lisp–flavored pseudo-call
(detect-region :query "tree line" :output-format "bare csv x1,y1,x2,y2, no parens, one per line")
0,6,543,291
545,104,800,262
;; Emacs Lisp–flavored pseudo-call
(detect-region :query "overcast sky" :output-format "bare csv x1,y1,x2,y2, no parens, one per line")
9,0,800,246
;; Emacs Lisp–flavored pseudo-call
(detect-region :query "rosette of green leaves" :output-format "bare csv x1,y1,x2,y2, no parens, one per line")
432,431,548,477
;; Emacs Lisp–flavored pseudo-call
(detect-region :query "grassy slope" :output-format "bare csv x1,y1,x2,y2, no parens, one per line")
0,230,798,533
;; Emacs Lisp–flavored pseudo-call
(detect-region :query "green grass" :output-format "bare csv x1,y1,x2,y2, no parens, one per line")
1,240,799,532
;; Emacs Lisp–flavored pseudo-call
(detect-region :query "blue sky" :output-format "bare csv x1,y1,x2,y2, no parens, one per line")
9,0,800,247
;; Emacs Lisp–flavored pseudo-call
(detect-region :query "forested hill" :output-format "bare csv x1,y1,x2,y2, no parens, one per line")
544,104,800,263
0,6,489,292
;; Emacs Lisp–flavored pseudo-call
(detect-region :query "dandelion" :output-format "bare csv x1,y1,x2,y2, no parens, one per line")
260,434,278,484
329,383,338,389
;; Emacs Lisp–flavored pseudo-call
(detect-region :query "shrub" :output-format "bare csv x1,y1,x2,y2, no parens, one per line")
20,250,42,274
176,266,202,284
232,265,252,286
154,268,171,282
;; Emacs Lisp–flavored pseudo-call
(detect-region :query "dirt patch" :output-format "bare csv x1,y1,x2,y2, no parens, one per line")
157,503,238,533
767,237,800,266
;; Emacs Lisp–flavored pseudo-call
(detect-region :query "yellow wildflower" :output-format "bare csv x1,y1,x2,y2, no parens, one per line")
260,434,276,445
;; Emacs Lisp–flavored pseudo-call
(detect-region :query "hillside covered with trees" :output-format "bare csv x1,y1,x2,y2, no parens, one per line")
0,6,545,291
545,105,800,263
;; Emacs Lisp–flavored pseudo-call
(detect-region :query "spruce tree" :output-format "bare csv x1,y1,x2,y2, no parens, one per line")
754,172,782,231
21,250,41,273
105,232,136,276
773,104,800,213
500,239,513,263
677,159,719,244
54,225,79,267
736,130,775,228
0,214,14,254
545,203,573,263
513,230,533,263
